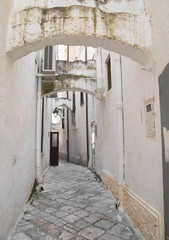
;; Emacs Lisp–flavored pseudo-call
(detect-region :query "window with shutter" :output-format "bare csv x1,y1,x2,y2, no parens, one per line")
105,54,112,91
80,92,84,106
72,91,76,124
43,46,56,72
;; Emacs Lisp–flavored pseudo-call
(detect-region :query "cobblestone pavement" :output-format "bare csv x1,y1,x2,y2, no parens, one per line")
10,161,144,240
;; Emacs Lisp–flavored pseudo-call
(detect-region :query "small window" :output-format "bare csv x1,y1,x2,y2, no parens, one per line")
145,98,155,137
62,118,65,129
105,54,112,91
80,92,84,106
52,134,57,147
63,108,65,117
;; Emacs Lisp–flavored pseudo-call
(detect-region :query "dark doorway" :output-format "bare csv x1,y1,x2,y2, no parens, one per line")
50,132,59,166
159,63,169,240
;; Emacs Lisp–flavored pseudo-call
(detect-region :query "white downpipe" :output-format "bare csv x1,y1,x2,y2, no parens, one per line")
96,48,103,89
115,53,125,185
36,76,42,183
96,48,105,99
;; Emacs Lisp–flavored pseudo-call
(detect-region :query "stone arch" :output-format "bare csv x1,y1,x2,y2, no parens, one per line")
53,98,73,111
42,79,97,98
7,5,152,67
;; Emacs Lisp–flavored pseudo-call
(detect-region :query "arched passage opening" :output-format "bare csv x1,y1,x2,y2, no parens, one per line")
48,89,93,168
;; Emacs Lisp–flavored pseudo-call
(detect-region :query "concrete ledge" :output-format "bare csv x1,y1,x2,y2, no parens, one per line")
102,169,164,240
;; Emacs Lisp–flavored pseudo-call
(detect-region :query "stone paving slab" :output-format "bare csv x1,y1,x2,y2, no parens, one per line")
10,161,144,240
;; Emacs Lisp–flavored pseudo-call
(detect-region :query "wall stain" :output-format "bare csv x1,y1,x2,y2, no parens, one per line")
12,156,17,166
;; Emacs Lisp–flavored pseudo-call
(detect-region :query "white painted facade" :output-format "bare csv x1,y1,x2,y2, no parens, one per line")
0,1,37,239
0,0,169,239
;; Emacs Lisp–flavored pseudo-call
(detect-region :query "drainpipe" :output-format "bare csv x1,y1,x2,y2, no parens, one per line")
66,48,70,163
41,97,44,153
36,75,42,183
67,91,69,162
115,53,125,185
86,93,89,165
96,48,104,99
85,47,89,166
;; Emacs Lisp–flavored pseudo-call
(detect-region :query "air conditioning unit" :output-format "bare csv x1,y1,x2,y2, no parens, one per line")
43,46,56,73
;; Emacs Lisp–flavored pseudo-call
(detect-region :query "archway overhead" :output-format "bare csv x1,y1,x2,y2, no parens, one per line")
43,87,96,98
7,5,152,66
54,98,73,111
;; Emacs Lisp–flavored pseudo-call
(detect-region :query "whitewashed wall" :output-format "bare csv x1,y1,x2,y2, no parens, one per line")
0,1,37,239
122,56,163,214
95,49,120,178
68,92,88,166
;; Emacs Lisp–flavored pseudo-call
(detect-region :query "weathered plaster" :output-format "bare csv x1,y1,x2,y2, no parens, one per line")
13,0,146,15
55,60,96,78
0,1,37,239
7,5,152,66
42,77,97,98
144,0,169,76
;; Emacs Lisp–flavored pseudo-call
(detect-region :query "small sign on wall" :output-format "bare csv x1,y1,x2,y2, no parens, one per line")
145,98,156,137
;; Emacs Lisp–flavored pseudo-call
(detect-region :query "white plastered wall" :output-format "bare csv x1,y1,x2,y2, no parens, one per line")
0,1,37,239
122,56,163,214
95,47,163,215
69,92,88,166
95,49,120,178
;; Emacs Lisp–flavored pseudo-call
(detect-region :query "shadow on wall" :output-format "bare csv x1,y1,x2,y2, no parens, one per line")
159,63,169,240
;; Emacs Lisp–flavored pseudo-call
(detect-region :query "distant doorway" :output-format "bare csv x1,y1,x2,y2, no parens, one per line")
50,132,59,166
159,63,169,239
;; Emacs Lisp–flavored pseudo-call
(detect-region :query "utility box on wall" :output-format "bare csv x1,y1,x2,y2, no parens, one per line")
145,98,156,137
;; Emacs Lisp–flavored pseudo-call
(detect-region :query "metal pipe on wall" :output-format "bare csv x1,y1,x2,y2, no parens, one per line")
115,53,125,185
86,93,89,165
67,91,69,162
36,75,42,183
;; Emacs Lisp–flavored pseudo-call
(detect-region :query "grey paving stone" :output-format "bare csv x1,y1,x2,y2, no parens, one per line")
85,206,100,213
65,214,80,223
84,214,104,224
64,223,81,233
15,223,34,232
78,226,104,240
98,233,122,240
10,161,144,240
52,210,69,218
74,210,89,218
39,236,57,240
40,223,59,235
108,223,134,240
94,219,115,230
59,231,74,240
75,237,87,240
25,228,46,238
60,206,79,213
11,232,31,240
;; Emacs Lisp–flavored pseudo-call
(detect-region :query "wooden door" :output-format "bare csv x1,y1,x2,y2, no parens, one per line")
50,132,59,166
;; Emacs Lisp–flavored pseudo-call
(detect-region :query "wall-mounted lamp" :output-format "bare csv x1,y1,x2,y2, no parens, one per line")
53,108,58,118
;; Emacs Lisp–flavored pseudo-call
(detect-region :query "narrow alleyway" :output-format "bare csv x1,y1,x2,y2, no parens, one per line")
10,161,144,240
